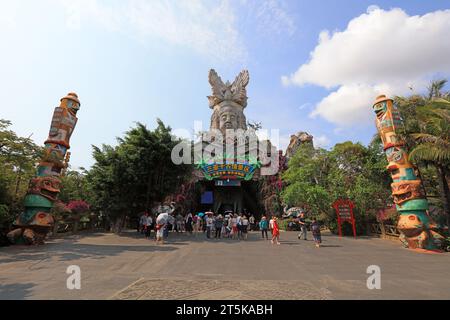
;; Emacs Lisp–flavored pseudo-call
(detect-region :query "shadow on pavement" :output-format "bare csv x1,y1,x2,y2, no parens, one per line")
0,281,34,300
0,243,178,264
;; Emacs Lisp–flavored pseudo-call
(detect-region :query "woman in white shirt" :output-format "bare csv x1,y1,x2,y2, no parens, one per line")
241,216,249,240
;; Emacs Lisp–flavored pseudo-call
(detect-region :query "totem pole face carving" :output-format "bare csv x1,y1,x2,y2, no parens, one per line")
29,212,55,227
391,180,424,205
37,162,60,176
63,92,81,116
391,167,417,182
386,146,409,169
28,176,61,201
374,101,387,120
397,214,424,237
42,143,66,166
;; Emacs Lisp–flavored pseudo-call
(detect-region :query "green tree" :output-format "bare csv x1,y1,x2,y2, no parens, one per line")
86,119,191,233
282,140,391,235
395,79,450,226
0,119,41,226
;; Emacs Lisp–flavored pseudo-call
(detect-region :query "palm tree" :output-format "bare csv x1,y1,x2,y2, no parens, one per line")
406,81,450,227
427,79,449,100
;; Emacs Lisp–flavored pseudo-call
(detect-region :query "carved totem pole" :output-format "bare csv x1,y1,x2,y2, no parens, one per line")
372,95,443,250
7,93,81,245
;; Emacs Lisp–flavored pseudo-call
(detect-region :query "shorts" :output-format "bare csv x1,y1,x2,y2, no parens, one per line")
313,233,322,243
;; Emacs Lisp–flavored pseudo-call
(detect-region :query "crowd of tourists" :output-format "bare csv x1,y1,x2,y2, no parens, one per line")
137,210,322,247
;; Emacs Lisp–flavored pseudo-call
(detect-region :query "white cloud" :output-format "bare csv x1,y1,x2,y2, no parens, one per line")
313,135,330,149
277,133,291,152
0,1,19,28
310,83,400,126
298,102,311,110
253,0,296,37
57,0,248,63
282,7,450,125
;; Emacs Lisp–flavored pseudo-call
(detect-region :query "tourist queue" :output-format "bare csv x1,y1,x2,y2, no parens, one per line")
138,211,322,247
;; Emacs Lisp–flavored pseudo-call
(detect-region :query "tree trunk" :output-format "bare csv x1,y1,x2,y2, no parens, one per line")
73,220,79,234
437,165,450,228
52,220,59,237
113,216,124,234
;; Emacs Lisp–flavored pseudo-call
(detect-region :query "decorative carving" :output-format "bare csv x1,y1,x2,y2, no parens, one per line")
372,95,443,250
207,69,249,108
7,93,80,245
391,180,424,205
208,69,249,134
27,176,61,201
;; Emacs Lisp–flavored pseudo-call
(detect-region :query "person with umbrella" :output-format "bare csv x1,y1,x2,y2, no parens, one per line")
155,203,175,244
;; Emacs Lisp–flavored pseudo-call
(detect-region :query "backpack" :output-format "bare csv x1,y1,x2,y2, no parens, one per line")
260,220,268,229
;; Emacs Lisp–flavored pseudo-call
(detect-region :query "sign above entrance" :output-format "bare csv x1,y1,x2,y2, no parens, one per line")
196,155,260,181
199,162,257,181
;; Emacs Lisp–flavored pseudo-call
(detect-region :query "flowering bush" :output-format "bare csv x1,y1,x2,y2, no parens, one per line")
51,200,71,217
67,200,90,214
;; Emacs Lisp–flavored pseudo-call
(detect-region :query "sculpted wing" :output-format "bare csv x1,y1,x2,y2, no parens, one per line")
231,70,249,107
208,69,226,98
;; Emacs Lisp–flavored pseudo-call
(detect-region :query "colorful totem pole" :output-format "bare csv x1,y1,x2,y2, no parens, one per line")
372,95,443,250
7,93,81,245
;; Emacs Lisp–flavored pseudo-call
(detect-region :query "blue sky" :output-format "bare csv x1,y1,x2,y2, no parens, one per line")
1,0,449,170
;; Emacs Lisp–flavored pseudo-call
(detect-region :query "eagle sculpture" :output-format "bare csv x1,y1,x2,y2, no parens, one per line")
207,69,249,108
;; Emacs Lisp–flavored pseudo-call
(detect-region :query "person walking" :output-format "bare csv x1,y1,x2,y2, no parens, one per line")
310,218,322,248
269,216,275,236
241,215,249,240
236,213,243,240
231,214,238,240
176,213,184,233
249,214,255,231
139,212,148,234
222,214,229,238
206,213,214,239
145,213,153,239
185,213,193,235
271,216,281,245
259,216,269,240
298,212,307,240
194,214,201,236
214,214,223,239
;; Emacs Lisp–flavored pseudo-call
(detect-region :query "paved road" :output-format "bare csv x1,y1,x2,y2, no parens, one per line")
1,230,450,299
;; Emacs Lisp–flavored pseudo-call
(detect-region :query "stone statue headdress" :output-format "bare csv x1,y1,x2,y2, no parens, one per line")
207,69,249,109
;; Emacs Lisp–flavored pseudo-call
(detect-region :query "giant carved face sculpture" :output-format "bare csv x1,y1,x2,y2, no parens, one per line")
219,106,238,131
28,176,61,201
391,180,424,205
